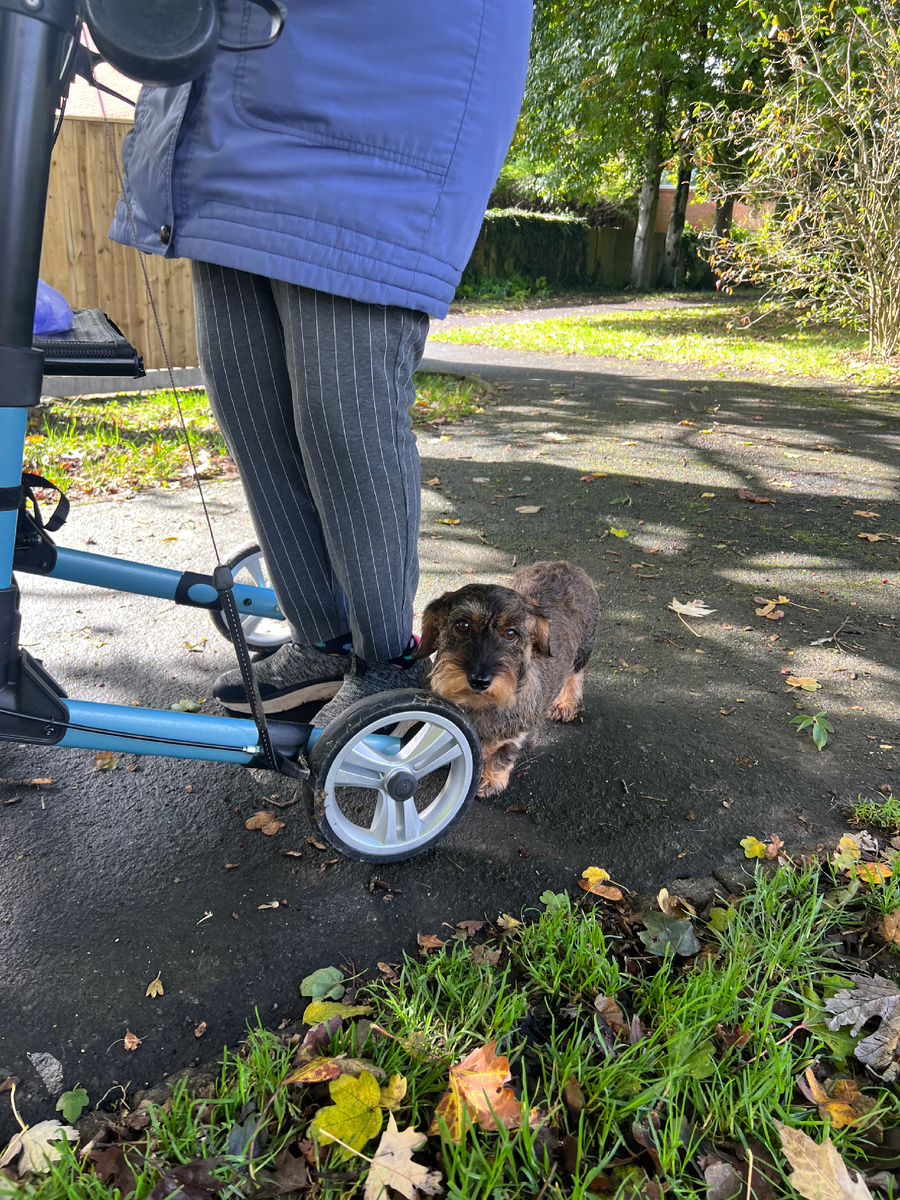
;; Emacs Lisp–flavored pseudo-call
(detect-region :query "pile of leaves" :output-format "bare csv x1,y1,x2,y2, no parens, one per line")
6,835,900,1200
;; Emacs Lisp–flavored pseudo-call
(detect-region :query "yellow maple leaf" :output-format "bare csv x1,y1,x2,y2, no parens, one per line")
310,1071,383,1160
379,1074,408,1111
855,863,892,887
428,1040,521,1142
740,836,767,859
303,1001,373,1024
833,836,861,869
582,867,610,885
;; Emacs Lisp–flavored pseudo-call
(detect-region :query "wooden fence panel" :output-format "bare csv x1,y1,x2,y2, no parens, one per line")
39,116,197,371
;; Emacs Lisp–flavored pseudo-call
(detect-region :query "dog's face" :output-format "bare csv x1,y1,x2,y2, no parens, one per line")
417,583,550,709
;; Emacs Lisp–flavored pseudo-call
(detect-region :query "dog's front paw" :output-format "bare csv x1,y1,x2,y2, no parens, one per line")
476,764,512,798
546,699,581,722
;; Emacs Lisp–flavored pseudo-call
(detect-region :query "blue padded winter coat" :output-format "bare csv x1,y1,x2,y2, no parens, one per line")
109,0,532,318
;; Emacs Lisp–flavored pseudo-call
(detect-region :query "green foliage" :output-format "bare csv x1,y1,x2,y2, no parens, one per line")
429,301,900,388
696,0,900,355
456,274,549,302
14,863,900,1200
55,1089,88,1124
299,966,345,1002
845,793,900,834
790,709,833,751
462,211,591,293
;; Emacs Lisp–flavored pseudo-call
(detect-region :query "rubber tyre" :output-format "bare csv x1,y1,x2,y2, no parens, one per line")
209,541,291,653
306,688,481,862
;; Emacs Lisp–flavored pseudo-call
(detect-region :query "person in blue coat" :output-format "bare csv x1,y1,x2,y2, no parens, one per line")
110,0,532,722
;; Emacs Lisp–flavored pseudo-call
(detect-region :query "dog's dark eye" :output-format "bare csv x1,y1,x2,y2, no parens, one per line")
502,628,518,641
454,620,470,634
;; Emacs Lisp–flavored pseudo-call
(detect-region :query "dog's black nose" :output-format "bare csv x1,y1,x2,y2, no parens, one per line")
467,673,493,692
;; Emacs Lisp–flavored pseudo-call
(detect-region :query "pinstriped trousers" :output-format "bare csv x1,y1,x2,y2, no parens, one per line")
192,262,429,664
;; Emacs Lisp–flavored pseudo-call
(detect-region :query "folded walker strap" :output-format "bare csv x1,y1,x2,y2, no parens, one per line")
21,472,70,532
213,564,308,780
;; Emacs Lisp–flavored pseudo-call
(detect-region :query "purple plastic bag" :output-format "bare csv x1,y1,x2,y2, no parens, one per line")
33,278,74,336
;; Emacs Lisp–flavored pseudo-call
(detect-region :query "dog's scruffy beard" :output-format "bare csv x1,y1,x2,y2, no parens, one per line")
428,656,519,709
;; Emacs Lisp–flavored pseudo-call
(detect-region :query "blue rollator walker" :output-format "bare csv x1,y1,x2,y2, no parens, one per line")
0,0,481,861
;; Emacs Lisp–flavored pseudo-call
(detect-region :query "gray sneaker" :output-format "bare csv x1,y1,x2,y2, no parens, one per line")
312,657,428,729
213,642,353,714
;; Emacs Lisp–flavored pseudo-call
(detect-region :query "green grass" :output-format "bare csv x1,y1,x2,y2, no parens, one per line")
26,374,485,500
8,858,900,1200
847,793,900,834
430,302,899,386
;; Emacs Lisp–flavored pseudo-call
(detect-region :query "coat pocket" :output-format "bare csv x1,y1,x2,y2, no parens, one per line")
233,0,482,179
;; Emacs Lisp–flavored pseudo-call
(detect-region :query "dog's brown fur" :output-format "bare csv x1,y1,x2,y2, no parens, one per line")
417,561,599,797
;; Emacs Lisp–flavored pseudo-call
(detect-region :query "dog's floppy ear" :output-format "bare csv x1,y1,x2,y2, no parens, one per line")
524,599,552,657
416,593,454,658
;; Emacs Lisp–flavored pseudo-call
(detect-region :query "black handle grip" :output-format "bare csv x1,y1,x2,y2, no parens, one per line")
218,0,286,52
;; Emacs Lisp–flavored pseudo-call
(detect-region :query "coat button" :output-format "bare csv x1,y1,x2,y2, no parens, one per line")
159,225,171,245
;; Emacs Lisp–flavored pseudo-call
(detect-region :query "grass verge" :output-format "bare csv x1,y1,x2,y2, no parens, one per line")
26,374,485,500
6,830,900,1200
431,302,900,388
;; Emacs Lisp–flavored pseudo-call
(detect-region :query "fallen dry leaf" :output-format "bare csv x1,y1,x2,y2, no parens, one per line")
826,974,900,1080
456,920,486,937
882,911,900,944
364,1113,442,1200
515,505,542,514
145,973,163,999
0,1120,78,1175
496,913,522,933
417,933,445,956
765,835,785,860
594,994,627,1033
470,944,501,967
245,811,284,836
856,863,892,886
194,1022,207,1039
93,750,119,772
668,598,716,617
737,488,774,504
658,888,696,918
123,1030,141,1051
776,1121,872,1200
859,533,884,542
786,676,821,691
797,1068,877,1129
428,1040,521,1140
854,511,880,519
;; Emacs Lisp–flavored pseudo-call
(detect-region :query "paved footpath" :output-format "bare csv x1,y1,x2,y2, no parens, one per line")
2,326,898,1138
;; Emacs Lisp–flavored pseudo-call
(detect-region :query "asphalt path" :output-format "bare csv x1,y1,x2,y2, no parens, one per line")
2,333,899,1137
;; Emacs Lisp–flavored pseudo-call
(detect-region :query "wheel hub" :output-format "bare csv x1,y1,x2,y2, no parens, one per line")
385,770,417,802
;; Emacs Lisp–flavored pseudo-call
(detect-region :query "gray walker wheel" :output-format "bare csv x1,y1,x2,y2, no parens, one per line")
209,542,291,653
307,688,481,862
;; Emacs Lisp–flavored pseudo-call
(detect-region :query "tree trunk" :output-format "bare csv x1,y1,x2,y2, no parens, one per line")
713,196,735,240
659,152,692,289
630,140,664,290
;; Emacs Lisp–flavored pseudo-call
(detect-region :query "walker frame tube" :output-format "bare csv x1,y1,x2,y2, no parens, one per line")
0,1,316,773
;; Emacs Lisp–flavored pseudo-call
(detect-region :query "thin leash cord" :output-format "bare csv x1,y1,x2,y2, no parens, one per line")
97,90,222,564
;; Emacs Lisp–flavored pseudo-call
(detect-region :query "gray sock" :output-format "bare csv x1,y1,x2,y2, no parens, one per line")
312,658,427,728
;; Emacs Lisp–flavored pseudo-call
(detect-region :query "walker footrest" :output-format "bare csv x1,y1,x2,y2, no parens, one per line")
34,309,145,378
